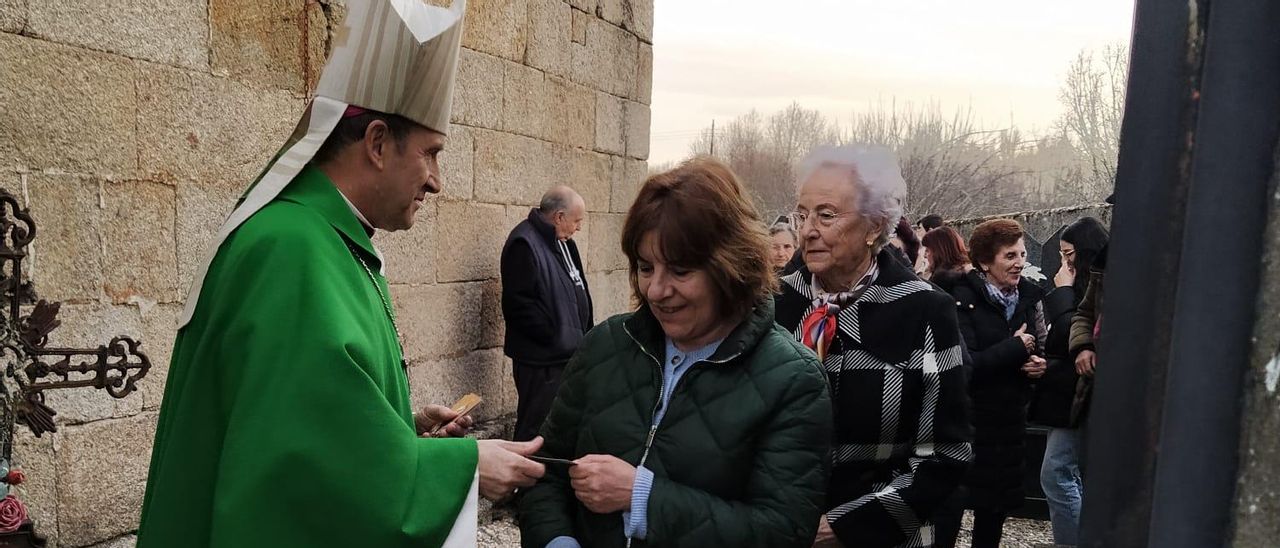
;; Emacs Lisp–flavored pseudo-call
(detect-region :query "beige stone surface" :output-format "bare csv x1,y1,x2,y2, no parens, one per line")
502,61,548,140
13,429,58,545
0,0,27,33
0,33,138,176
587,269,633,322
27,0,207,70
462,0,528,62
571,9,589,44
610,156,648,213
526,0,571,78
441,124,476,201
634,43,653,104
435,200,508,282
137,303,181,411
41,303,147,425
596,0,625,26
474,130,553,206
452,48,505,129
571,18,637,98
102,181,178,304
586,212,628,272
137,62,301,184
567,0,596,14
374,201,439,285
478,279,505,349
624,101,651,160
26,175,103,303
176,179,243,293
594,92,625,155
210,0,329,93
392,282,486,361
408,348,514,422
566,149,612,213
86,536,136,548
56,412,158,547
547,77,595,149
623,0,655,44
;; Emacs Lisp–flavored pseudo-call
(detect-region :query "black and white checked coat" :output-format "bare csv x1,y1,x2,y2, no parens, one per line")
775,250,973,548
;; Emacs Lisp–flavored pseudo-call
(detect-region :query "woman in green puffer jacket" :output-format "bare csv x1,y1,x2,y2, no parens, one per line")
518,157,834,548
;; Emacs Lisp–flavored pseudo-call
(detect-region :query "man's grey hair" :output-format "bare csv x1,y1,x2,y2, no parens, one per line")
797,145,907,251
538,186,579,215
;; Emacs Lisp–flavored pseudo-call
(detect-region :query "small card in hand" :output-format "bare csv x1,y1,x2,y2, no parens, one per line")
424,393,483,436
530,455,577,467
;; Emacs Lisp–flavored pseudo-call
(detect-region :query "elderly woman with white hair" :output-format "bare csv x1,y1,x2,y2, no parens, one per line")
775,146,973,548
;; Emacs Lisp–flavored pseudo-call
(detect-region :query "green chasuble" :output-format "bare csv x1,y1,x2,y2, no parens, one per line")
137,167,478,547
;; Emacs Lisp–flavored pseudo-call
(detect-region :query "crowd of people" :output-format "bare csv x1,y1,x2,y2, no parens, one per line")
133,3,1112,547
504,147,1111,548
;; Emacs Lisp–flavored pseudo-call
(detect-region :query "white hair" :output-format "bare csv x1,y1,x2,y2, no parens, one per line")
797,144,907,251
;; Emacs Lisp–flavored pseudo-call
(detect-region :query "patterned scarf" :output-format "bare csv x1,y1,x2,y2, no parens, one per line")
801,262,879,361
982,274,1020,321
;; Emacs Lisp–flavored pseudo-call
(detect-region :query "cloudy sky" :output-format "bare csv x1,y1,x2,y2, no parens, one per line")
648,0,1136,164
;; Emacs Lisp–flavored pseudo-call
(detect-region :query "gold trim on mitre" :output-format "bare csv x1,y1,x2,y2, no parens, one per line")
179,0,467,328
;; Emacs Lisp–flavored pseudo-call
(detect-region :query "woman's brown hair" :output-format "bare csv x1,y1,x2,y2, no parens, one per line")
968,219,1025,270
921,226,969,273
620,156,777,318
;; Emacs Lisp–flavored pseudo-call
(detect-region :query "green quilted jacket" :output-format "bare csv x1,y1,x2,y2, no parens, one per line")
519,299,833,548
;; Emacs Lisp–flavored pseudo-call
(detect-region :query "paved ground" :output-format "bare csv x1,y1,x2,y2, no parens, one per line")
478,511,1057,547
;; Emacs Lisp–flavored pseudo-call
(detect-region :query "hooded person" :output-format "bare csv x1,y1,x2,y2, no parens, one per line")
137,2,545,547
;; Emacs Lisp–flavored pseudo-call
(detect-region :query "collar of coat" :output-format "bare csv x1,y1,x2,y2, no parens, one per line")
526,208,563,245
623,297,779,367
278,165,383,271
779,248,937,345
960,269,1046,316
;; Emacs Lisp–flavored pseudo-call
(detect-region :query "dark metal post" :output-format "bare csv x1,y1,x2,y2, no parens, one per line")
1146,0,1280,545
1077,0,1204,545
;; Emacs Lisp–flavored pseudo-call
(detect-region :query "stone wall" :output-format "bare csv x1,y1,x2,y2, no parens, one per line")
0,0,651,545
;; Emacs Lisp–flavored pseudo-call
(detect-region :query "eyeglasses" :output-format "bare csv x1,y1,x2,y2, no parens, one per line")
789,209,858,229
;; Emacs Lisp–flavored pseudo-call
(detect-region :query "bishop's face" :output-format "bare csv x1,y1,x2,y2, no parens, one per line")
374,126,445,231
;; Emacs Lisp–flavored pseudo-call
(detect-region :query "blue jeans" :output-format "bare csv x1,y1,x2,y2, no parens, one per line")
1041,427,1084,545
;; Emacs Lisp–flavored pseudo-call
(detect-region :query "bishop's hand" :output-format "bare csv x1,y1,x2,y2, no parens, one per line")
477,437,545,501
415,404,474,437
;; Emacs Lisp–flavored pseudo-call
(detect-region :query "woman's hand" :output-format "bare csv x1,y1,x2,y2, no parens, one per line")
813,515,843,547
1022,355,1047,379
1076,349,1097,376
1014,323,1035,352
569,454,636,514
1054,262,1075,288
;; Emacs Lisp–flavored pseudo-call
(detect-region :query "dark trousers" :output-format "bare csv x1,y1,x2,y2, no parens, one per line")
933,495,1008,548
513,360,565,442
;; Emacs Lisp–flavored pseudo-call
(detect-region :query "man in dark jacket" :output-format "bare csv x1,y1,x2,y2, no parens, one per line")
501,186,594,441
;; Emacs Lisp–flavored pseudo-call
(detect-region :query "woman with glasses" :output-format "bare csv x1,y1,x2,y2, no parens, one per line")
775,145,972,548
1029,217,1109,546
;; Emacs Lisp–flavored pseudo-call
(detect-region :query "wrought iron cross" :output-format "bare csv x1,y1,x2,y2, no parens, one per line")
0,189,150,464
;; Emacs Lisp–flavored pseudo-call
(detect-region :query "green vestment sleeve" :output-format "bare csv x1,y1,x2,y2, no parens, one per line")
138,189,477,547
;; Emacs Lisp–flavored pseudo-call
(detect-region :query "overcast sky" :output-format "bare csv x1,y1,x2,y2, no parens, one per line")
648,0,1136,164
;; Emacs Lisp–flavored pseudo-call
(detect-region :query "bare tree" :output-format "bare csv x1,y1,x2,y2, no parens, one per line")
1055,43,1129,201
842,101,1034,220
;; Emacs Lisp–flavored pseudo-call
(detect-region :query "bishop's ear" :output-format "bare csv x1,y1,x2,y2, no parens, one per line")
362,119,393,170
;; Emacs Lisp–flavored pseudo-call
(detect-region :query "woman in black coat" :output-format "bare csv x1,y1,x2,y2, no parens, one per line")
1028,217,1109,545
934,219,1047,548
